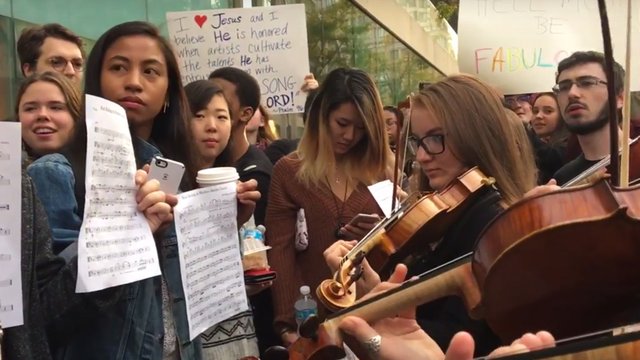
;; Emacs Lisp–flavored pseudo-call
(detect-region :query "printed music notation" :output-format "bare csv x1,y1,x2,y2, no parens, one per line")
87,257,156,277
85,236,143,248
84,223,142,234
175,182,247,340
87,247,150,263
0,121,24,327
75,95,161,293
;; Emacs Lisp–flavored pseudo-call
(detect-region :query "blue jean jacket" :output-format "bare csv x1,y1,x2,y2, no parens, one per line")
28,139,202,360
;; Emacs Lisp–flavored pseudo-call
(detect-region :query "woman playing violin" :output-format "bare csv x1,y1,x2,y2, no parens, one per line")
325,74,537,356
400,74,538,355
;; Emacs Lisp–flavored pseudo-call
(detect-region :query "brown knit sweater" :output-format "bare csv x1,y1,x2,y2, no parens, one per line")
265,154,383,334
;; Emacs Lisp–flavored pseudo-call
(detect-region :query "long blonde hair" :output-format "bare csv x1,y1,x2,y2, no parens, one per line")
297,68,392,187
411,74,537,205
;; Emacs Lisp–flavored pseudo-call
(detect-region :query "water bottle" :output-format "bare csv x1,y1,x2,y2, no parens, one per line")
294,285,317,330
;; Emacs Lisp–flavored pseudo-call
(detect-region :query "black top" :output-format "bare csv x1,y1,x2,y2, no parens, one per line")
407,189,503,356
264,138,299,165
552,154,600,186
527,127,567,184
234,145,273,226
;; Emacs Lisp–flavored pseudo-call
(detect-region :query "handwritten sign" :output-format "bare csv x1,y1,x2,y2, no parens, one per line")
458,0,639,94
167,4,310,114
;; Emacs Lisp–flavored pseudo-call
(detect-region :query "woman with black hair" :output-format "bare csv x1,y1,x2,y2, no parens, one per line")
27,21,202,359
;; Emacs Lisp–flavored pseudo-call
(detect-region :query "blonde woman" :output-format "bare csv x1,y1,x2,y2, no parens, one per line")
266,67,393,346
403,74,537,355
324,74,538,356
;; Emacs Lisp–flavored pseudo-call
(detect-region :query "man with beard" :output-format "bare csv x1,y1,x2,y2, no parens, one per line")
550,51,625,186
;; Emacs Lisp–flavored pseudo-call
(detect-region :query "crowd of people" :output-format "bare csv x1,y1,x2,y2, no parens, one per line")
1,16,639,360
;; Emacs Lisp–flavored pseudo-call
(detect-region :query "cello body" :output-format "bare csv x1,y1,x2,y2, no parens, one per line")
473,180,640,342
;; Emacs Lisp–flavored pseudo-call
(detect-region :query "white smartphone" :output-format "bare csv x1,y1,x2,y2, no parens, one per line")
148,156,185,194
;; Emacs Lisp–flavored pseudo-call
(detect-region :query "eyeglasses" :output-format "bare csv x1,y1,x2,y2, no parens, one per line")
47,56,84,72
504,94,532,108
408,134,445,155
552,76,607,95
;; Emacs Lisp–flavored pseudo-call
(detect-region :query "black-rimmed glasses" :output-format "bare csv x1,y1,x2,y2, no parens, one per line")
552,76,607,95
408,134,445,155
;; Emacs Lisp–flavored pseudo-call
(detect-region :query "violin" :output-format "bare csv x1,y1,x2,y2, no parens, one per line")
316,167,496,311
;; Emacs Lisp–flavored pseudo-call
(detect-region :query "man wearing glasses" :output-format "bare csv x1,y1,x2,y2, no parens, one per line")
17,23,84,86
550,51,625,186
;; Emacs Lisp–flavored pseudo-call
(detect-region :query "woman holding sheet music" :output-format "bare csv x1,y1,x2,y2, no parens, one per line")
26,21,204,360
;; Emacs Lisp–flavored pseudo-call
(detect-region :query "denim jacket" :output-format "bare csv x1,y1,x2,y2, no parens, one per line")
27,139,202,360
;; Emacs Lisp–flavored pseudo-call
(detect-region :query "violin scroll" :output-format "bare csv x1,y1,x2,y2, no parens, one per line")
316,277,357,312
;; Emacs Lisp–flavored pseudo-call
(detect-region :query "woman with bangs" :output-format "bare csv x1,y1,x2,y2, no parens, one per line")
265,67,394,346
16,71,81,161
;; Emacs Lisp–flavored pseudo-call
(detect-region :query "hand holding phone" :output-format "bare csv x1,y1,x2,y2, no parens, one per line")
148,156,185,194
340,213,381,240
345,213,380,228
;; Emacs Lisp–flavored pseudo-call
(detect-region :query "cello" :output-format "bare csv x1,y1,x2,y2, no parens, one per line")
264,177,640,360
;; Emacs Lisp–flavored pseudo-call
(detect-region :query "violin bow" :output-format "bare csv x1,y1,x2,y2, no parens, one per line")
620,0,633,187
597,0,620,187
391,95,414,211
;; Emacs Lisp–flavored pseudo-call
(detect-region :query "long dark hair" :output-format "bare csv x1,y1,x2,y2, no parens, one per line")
183,80,233,167
66,21,196,211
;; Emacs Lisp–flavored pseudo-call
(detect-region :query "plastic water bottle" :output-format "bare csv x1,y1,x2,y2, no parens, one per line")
294,285,317,330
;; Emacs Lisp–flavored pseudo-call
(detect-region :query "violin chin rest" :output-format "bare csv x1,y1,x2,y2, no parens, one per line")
263,346,289,360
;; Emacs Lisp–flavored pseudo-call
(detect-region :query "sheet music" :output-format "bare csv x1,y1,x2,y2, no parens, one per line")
0,122,23,328
174,184,248,340
368,180,398,218
76,95,161,293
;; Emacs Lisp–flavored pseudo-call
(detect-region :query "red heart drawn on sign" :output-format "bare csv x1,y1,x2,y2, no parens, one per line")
194,15,207,28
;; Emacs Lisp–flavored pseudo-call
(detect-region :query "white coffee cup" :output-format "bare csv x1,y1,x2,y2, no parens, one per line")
196,167,239,187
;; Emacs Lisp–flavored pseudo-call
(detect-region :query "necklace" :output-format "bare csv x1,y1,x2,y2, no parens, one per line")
326,175,348,238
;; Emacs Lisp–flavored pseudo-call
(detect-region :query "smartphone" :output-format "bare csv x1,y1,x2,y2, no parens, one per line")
148,156,185,194
345,213,380,228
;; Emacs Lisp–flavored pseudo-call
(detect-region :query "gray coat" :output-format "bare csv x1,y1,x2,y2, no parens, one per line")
3,165,64,359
